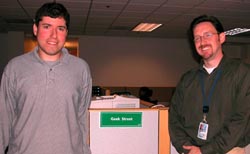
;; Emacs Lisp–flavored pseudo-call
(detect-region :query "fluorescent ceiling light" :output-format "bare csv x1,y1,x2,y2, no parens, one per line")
132,23,162,32
224,28,250,36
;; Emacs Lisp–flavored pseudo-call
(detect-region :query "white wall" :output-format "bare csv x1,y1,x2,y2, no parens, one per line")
79,36,198,87
79,36,250,87
0,32,250,87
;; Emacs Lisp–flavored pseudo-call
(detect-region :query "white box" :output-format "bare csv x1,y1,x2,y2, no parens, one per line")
90,95,140,108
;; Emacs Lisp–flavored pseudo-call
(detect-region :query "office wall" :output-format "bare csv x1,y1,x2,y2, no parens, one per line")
0,33,8,75
79,36,250,87
0,32,250,88
0,32,24,76
79,36,198,87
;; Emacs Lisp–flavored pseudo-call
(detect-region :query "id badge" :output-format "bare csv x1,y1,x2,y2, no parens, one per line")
197,122,209,140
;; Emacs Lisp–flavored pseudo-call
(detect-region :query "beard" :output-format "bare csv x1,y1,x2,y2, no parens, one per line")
198,44,213,59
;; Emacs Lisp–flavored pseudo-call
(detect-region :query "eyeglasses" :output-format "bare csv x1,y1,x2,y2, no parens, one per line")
193,32,219,43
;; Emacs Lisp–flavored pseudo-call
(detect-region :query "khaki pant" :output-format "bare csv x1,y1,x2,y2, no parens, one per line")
226,147,246,154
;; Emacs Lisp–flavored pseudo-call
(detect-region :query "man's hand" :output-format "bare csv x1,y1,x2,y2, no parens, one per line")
183,145,202,154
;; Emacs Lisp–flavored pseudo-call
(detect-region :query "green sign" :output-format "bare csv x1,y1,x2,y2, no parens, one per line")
100,112,142,127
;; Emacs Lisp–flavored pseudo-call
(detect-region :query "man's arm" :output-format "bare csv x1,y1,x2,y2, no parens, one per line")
78,66,92,154
0,72,13,154
169,81,193,154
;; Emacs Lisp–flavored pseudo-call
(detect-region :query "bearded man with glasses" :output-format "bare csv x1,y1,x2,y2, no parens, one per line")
169,15,250,154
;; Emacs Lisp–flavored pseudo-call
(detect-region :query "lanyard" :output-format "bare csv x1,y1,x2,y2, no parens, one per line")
199,68,222,114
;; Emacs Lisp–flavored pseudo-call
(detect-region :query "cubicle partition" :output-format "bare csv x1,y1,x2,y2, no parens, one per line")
89,108,170,154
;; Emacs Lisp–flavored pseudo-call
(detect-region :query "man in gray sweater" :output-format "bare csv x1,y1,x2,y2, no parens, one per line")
0,2,92,154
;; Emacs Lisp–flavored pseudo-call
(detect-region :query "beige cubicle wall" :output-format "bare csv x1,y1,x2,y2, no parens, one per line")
89,108,170,154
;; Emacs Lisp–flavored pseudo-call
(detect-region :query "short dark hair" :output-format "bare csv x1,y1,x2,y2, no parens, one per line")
187,15,224,63
189,15,224,40
34,2,70,29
